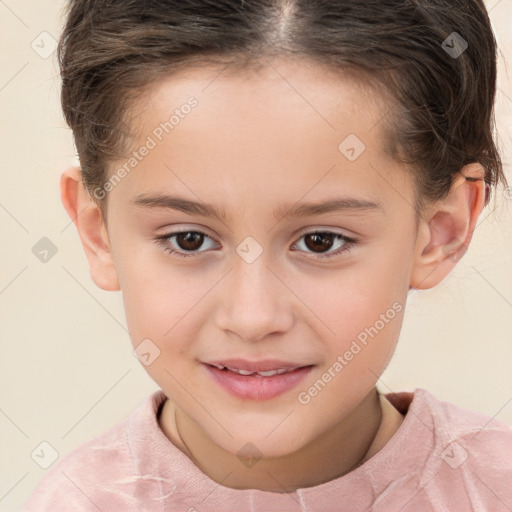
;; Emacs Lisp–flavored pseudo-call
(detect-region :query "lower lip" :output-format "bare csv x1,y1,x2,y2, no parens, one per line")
203,364,313,401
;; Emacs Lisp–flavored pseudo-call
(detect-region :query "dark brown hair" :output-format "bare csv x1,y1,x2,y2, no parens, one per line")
58,0,507,221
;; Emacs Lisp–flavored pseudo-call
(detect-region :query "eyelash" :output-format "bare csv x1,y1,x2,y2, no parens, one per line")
155,229,357,261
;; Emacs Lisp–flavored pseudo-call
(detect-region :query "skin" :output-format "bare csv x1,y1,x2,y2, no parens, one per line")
60,57,486,492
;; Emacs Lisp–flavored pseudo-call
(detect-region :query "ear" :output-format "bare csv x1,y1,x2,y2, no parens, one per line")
60,166,120,291
410,163,486,290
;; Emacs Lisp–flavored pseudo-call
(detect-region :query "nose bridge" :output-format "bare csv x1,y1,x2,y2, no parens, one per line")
215,245,293,342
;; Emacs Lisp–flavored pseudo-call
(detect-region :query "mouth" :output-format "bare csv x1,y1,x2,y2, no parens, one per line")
205,357,312,374
202,359,314,400
206,362,306,377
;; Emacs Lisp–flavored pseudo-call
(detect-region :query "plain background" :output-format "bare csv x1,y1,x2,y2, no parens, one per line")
1,0,511,510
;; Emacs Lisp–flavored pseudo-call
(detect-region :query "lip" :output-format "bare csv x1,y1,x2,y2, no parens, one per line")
205,358,308,372
203,362,314,401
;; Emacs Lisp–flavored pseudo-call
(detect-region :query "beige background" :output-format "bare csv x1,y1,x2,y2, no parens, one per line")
1,0,511,510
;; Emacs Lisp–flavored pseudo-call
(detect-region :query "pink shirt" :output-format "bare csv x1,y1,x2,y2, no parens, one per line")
24,388,512,511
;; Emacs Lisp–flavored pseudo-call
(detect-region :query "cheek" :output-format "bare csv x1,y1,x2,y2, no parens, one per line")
118,255,204,350
120,262,207,394
290,248,408,382
296,284,405,418
295,261,406,338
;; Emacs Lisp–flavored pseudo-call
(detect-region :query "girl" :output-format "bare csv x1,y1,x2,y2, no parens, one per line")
25,0,511,510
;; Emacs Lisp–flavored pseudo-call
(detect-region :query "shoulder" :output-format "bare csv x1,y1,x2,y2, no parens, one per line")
401,388,512,459
383,388,512,510
412,389,512,509
419,388,512,444
424,389,512,469
23,391,166,512
388,387,512,443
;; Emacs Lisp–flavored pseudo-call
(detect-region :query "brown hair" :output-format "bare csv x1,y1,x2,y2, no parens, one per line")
58,0,507,222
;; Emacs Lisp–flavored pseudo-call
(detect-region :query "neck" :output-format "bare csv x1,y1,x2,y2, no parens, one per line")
159,388,404,492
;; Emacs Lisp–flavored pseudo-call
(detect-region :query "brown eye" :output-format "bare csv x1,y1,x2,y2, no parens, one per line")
292,230,357,260
175,232,204,251
303,232,335,253
155,230,218,259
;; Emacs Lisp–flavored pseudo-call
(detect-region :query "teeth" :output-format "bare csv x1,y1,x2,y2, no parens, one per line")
257,370,281,377
234,369,254,376
210,364,300,377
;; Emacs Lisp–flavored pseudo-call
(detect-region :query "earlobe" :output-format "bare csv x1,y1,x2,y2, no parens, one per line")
409,163,486,290
60,166,120,291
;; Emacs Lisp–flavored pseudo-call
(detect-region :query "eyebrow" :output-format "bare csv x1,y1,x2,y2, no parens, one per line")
131,193,383,221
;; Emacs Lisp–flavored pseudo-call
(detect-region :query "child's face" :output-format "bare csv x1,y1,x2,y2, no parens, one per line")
102,58,423,456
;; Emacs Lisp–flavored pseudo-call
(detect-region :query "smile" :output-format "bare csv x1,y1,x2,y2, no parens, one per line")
202,363,314,401
208,363,302,377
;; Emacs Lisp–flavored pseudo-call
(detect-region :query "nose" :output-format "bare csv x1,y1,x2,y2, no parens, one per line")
213,254,294,343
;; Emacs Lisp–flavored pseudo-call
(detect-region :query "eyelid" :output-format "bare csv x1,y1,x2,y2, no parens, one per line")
155,223,217,238
294,225,357,239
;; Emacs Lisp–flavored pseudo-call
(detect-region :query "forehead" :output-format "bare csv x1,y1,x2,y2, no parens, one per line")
129,56,390,146
137,57,387,130
112,57,414,218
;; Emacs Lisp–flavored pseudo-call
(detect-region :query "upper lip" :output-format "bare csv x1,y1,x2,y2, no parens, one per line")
204,358,311,372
